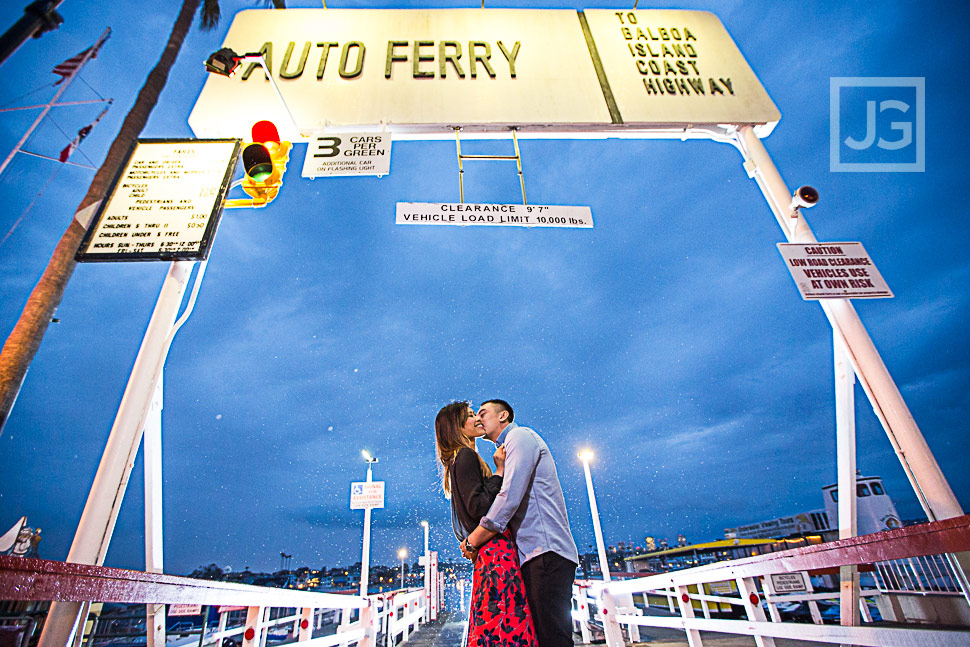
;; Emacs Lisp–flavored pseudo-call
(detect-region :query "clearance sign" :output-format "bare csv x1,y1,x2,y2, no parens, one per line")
188,9,780,141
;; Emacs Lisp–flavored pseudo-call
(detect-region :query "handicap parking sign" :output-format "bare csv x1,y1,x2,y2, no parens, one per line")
350,481,385,509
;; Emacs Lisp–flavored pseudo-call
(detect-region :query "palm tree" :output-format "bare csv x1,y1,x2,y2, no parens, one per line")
0,0,281,433
24,0,223,643
27,1,285,640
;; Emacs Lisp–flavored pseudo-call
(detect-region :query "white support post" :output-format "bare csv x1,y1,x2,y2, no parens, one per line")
429,551,438,622
698,583,711,620
383,596,393,647
804,575,823,625
735,125,965,525
358,601,376,647
259,608,270,647
618,592,640,643
298,608,312,642
420,522,431,623
859,596,873,623
218,609,228,643
598,590,626,647
145,376,165,647
402,604,410,643
835,332,861,633
673,585,702,647
736,577,775,647
39,261,195,647
360,462,374,598
575,586,592,644
243,607,262,647
761,576,781,623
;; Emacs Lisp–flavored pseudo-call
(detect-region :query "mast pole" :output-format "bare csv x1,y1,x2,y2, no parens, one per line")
0,27,110,179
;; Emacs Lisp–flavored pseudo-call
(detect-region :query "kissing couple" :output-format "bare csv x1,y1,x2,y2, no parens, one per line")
434,400,579,647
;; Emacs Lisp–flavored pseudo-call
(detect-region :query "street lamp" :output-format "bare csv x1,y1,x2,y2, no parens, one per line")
203,47,301,137
359,450,379,597
398,548,408,590
579,449,611,582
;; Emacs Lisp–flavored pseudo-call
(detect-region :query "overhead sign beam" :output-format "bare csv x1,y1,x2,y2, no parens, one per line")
189,9,780,142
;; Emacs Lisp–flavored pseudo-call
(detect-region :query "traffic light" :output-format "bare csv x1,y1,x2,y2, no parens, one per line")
241,120,290,207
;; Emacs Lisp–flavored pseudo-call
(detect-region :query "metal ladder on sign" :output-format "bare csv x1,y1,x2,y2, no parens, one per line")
454,127,527,205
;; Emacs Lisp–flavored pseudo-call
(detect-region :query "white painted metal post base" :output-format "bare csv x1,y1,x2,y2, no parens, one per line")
360,463,373,598
674,585,702,647
835,332,861,637
146,376,165,647
298,608,312,641
735,577,775,647
598,590,626,647
574,585,592,644
39,262,195,647
359,603,376,647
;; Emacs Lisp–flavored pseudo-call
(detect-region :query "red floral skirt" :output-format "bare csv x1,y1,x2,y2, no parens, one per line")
468,530,537,647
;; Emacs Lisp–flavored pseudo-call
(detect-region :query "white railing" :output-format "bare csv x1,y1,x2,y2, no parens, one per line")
573,516,970,647
381,590,425,647
0,557,432,647
198,587,429,647
873,554,965,595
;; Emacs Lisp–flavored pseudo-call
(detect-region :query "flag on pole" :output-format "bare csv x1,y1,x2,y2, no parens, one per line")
51,40,104,84
59,102,111,163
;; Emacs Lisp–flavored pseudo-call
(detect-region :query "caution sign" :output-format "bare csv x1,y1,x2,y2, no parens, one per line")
168,605,203,616
769,573,807,593
76,139,240,262
777,242,893,300
350,481,385,510
302,132,391,178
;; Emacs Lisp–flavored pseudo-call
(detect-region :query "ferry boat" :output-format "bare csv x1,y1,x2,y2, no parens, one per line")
622,474,904,616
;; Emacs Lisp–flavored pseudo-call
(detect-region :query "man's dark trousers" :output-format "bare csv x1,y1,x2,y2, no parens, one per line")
521,551,577,647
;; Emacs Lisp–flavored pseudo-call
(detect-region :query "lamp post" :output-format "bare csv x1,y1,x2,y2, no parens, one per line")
579,450,611,582
203,48,302,138
359,450,378,597
398,548,408,590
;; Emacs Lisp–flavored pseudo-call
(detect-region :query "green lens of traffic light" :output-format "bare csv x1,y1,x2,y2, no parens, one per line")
248,162,273,182
242,143,273,181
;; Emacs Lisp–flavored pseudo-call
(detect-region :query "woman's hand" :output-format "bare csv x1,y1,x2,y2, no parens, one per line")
493,444,506,476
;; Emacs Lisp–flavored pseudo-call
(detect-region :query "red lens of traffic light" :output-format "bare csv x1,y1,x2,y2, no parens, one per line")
251,120,280,143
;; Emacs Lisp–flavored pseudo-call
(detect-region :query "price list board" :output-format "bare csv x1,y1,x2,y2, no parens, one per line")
77,139,240,262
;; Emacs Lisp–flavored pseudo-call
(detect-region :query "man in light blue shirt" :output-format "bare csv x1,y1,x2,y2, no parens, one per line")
460,399,578,647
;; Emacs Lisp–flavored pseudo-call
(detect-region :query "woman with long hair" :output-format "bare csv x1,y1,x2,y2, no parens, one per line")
435,401,537,647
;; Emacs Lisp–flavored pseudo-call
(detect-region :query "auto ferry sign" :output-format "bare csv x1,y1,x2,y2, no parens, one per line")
188,9,780,141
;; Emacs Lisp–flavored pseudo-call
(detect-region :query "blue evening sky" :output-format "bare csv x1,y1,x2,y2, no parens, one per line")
0,0,967,574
